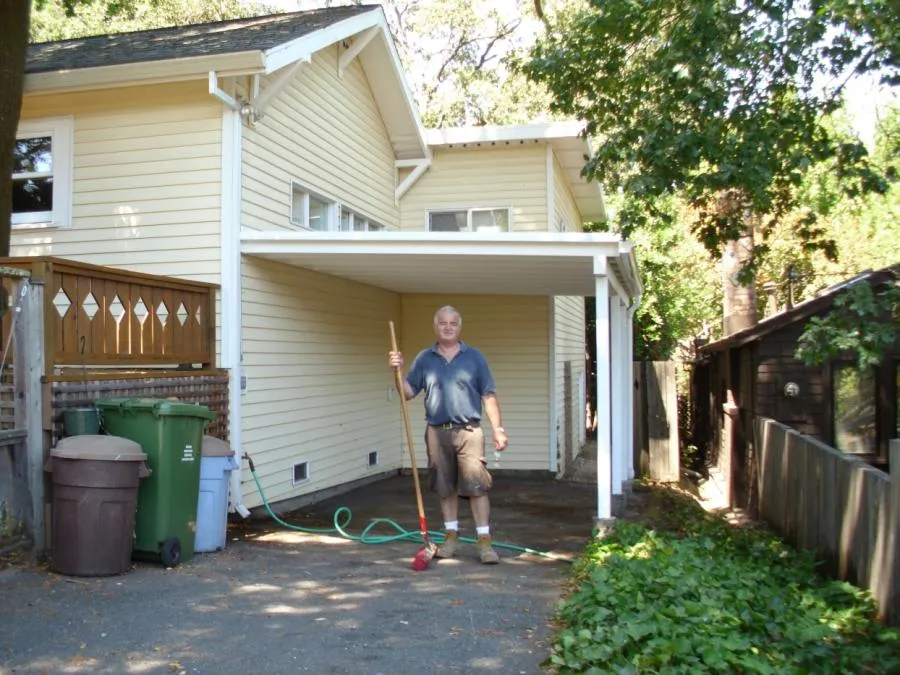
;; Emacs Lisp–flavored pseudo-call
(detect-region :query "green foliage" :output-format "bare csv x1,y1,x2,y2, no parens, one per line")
30,0,272,42
623,195,720,360
796,278,900,370
519,0,898,272
387,0,555,127
549,488,900,674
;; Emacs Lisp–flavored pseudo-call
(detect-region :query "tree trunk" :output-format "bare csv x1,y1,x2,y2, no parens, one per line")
721,229,757,335
0,0,32,261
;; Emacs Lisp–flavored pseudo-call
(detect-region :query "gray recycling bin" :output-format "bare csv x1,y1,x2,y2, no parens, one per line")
45,435,149,576
194,436,239,553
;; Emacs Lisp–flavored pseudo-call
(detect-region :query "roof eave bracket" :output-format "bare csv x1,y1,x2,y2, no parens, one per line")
250,56,310,122
338,26,379,78
395,158,432,203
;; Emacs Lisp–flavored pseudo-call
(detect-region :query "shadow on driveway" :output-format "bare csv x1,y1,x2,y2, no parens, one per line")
1,473,599,675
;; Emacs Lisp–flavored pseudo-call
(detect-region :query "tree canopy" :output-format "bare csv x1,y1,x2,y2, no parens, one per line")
520,0,900,273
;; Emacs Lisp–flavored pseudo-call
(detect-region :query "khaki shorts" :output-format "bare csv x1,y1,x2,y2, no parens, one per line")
425,424,493,498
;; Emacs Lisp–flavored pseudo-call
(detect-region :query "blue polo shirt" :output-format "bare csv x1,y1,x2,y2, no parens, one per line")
406,341,496,425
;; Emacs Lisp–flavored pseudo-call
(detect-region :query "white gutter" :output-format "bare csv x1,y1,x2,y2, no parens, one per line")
215,77,250,519
25,51,264,94
625,293,641,481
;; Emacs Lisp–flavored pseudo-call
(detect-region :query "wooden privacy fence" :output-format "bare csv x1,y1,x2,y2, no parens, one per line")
756,418,899,626
0,257,216,375
633,361,680,481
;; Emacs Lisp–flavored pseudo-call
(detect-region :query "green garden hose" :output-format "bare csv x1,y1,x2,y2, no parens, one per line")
245,454,570,563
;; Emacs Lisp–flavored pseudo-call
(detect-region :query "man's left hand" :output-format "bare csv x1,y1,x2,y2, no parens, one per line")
493,428,508,452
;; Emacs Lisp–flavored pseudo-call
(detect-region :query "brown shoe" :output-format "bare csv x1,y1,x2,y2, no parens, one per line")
477,535,500,564
435,530,460,558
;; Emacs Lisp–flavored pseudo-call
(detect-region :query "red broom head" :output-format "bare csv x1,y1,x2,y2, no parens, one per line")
410,542,437,571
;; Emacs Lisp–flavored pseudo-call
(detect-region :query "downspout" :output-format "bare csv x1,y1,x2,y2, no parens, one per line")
213,72,251,518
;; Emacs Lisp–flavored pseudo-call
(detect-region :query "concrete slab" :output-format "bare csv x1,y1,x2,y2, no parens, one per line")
0,473,599,675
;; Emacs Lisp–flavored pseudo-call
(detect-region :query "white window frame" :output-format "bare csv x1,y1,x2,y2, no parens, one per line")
340,206,385,232
290,181,337,231
289,181,385,232
426,207,512,233
12,116,74,230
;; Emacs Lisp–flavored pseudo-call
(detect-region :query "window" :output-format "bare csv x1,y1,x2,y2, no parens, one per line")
12,117,74,229
290,182,384,232
340,207,384,232
833,364,876,454
291,183,335,231
428,208,510,233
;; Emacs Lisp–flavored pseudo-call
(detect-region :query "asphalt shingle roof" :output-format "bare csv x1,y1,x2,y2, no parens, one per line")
26,5,379,74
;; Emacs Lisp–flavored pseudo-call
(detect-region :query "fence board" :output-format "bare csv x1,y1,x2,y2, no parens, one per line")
633,361,680,481
755,418,898,626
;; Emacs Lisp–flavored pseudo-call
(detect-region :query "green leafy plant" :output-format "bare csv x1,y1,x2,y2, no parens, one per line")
548,487,900,674
796,278,900,370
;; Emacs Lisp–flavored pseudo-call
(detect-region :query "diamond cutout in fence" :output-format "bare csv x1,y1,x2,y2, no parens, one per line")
157,301,169,327
109,296,125,324
176,302,188,326
53,289,72,318
195,305,202,326
82,292,99,320
134,298,149,325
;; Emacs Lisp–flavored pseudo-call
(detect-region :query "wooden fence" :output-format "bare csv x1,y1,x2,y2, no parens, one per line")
0,258,227,553
1,257,216,375
756,418,898,626
633,361,680,481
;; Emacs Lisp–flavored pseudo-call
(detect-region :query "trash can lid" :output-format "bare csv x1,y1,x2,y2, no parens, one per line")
202,435,235,457
51,435,147,461
95,397,216,420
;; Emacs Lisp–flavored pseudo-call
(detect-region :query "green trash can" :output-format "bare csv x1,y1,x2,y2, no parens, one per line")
95,397,216,567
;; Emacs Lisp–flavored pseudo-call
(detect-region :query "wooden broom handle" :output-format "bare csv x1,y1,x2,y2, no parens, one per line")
389,321,428,525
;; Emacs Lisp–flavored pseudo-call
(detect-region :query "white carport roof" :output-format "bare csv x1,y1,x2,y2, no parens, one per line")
241,231,642,298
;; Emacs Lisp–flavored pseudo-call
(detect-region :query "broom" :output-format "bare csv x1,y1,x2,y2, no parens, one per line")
389,321,438,571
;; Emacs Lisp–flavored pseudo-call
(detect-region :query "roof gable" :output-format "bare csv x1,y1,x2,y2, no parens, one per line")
24,5,428,160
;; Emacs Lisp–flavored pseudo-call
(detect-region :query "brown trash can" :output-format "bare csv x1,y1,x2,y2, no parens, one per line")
46,435,149,577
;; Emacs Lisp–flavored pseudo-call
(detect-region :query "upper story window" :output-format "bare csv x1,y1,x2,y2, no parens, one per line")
428,207,510,233
290,181,384,232
13,116,74,229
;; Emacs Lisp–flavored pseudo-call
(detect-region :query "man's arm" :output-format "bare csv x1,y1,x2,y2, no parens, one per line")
483,394,508,451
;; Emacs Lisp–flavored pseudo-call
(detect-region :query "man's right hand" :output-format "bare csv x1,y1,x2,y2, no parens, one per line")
388,351,404,370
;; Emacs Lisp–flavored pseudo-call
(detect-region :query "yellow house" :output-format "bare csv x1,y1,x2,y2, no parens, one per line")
16,6,642,522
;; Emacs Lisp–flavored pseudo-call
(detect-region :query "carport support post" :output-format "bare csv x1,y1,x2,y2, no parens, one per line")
610,295,627,514
593,258,614,530
14,278,46,552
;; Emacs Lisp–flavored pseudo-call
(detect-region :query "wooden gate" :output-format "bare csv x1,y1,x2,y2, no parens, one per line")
633,361,680,481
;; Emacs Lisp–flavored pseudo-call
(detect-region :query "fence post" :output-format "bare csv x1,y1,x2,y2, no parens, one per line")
14,278,46,552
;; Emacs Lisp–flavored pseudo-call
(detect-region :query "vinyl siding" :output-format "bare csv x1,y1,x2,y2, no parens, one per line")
399,144,548,232
554,296,587,473
238,256,401,507
241,45,399,233
13,82,222,283
553,154,581,232
399,296,552,471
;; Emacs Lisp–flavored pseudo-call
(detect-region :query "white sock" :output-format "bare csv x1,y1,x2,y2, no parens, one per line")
476,526,490,536
444,521,459,532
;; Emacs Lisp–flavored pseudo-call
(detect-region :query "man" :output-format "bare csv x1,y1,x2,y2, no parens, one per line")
388,305,509,564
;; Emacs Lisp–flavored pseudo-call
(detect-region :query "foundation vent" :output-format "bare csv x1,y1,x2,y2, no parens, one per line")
292,461,309,485
367,451,379,468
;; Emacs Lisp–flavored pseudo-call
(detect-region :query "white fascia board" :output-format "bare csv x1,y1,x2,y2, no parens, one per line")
241,230,623,258
24,51,265,94
426,121,586,147
617,241,644,297
262,8,382,74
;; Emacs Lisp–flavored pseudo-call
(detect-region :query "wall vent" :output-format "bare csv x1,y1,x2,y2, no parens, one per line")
367,451,379,468
292,461,309,485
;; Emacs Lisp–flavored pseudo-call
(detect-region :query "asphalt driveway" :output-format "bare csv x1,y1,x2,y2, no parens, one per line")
0,472,599,674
